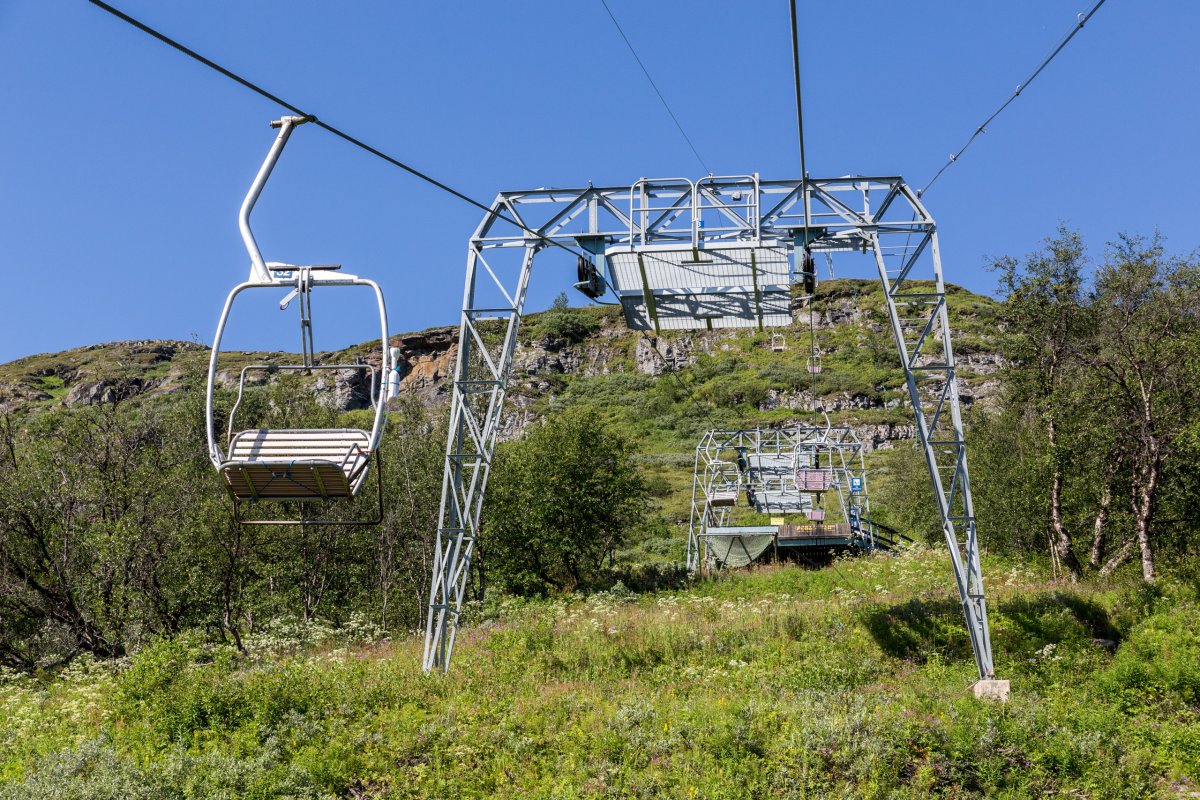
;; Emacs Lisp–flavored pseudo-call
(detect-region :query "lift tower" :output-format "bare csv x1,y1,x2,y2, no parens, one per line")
422,175,996,683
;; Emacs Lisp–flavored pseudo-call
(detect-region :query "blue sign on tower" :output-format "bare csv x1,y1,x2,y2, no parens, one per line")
850,476,864,493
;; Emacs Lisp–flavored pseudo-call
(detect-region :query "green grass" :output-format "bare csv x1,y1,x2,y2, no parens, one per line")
29,376,65,403
2,550,1197,798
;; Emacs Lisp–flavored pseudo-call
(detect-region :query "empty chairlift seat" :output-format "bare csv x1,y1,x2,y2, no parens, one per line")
204,116,394,525
220,428,374,500
707,489,739,507
795,468,833,492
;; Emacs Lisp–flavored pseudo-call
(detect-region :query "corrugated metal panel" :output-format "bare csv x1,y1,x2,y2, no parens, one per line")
606,243,794,331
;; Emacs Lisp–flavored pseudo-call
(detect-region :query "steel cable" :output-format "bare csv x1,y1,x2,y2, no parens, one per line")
598,0,711,175
86,0,588,260
919,0,1108,197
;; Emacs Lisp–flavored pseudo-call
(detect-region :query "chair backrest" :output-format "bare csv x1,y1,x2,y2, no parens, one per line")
795,468,832,491
229,429,371,475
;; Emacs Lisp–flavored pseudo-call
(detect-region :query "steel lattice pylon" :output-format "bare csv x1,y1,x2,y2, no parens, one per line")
424,175,996,681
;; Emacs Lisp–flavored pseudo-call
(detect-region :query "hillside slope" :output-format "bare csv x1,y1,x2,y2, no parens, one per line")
0,549,1196,798
0,279,1003,434
0,280,1002,535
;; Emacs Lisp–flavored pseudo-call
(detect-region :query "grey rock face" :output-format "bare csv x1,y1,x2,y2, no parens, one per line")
314,366,372,411
635,336,700,376
64,378,148,406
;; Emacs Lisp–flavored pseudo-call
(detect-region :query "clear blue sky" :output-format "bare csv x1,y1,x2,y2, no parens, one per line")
1,1,1197,362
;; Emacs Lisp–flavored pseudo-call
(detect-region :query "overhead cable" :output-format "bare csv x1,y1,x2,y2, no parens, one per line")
598,0,712,174
86,0,588,260
788,0,810,233
919,0,1108,197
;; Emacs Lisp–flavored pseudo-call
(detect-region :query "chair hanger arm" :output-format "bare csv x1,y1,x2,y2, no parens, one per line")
239,116,311,282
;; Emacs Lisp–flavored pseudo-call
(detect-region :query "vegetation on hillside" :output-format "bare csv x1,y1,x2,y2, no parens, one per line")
0,229,1199,795
1,550,1197,798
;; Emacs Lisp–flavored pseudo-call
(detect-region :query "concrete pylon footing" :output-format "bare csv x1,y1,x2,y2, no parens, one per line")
972,679,1011,701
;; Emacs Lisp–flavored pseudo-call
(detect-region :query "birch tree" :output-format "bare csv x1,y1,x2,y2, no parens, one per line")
1087,234,1200,581
993,227,1089,580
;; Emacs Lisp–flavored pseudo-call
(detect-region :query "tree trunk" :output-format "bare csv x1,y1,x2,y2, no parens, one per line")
1088,460,1117,570
1046,416,1082,581
1099,537,1134,575
1133,457,1158,583
1047,527,1061,580
1132,383,1160,583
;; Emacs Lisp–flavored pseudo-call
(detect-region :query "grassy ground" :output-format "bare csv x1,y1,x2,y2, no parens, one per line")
1,549,1197,799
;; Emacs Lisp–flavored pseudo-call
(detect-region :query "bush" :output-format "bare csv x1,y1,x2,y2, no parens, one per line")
484,408,649,595
533,294,599,345
1103,605,1200,706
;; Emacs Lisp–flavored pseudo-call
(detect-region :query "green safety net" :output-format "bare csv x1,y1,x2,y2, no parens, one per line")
704,534,775,568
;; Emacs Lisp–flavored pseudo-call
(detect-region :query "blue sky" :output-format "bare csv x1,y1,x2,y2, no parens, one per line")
1,1,1197,363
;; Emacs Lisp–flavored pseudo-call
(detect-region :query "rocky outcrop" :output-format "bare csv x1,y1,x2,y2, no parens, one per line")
635,335,698,375
67,340,201,360
1,340,205,410
859,422,919,451
0,285,1006,443
64,377,149,406
758,389,897,414
315,367,373,411
390,329,456,401
0,383,52,412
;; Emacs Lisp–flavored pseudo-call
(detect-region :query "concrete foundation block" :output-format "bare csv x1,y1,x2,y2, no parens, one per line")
972,679,1011,702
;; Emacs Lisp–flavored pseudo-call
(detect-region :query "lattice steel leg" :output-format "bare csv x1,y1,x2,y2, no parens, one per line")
687,445,703,573
422,241,536,673
872,229,996,680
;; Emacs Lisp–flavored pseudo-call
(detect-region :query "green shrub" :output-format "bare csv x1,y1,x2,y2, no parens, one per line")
532,294,600,345
485,407,650,595
1103,605,1200,706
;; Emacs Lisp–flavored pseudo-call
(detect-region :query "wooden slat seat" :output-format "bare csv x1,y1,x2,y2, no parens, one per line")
220,428,372,501
707,490,739,507
794,469,833,492
777,523,852,540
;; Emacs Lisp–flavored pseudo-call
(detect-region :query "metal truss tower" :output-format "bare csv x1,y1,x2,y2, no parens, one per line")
423,175,996,681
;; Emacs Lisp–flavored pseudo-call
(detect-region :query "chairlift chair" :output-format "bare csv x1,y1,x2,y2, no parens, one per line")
794,467,833,492
793,436,832,493
204,116,398,525
769,332,787,352
807,353,823,374
707,490,738,508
